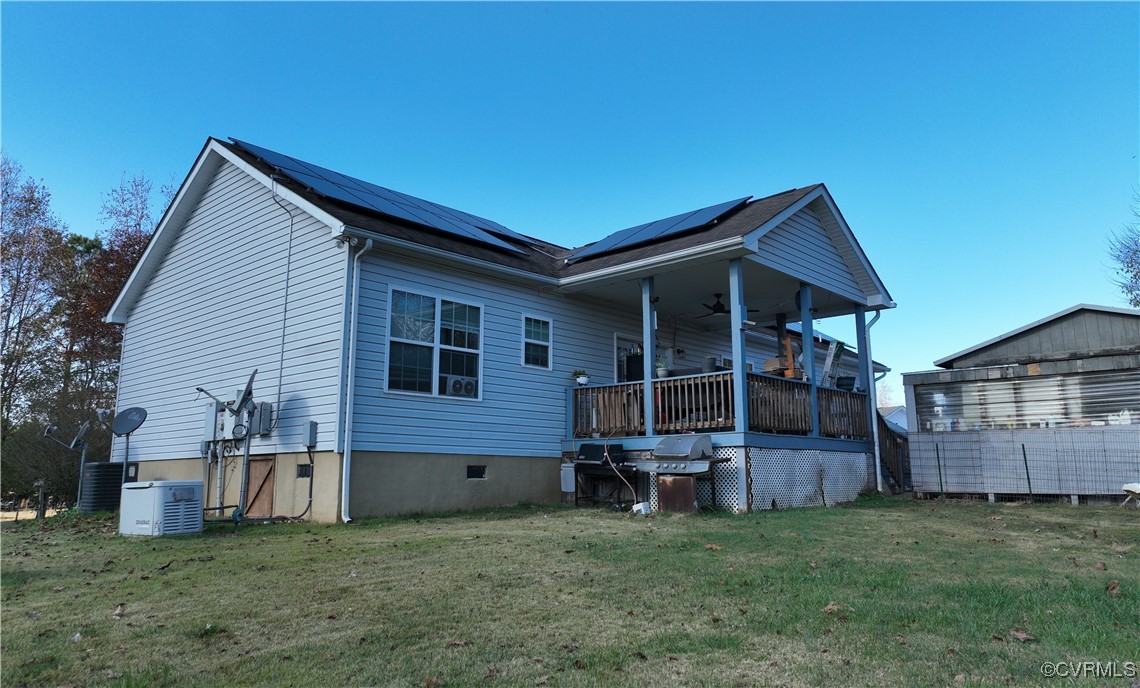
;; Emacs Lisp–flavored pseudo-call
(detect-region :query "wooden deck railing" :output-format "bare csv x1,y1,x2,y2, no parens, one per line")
571,382,645,437
746,373,812,435
653,372,734,434
818,387,870,438
877,412,910,492
570,373,871,440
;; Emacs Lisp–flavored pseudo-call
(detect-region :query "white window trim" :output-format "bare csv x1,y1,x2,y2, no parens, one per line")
521,314,553,371
384,285,484,401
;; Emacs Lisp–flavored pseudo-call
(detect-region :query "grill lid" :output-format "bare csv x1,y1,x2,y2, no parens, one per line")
653,435,713,461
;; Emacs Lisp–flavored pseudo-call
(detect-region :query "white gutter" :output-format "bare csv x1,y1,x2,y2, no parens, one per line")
866,310,883,492
559,237,745,288
338,226,558,287
340,238,372,524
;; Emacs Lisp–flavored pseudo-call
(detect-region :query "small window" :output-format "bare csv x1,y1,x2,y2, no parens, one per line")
522,316,552,369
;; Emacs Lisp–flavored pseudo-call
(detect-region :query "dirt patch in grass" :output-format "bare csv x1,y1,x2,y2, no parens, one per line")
2,500,1136,687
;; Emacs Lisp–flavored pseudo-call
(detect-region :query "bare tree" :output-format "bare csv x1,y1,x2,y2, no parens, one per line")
1,156,70,422
1107,198,1140,308
876,379,898,408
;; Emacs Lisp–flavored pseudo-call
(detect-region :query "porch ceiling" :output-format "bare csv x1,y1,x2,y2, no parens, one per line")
572,259,864,331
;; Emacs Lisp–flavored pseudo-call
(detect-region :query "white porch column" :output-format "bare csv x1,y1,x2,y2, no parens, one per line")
799,283,819,437
641,277,657,437
728,259,748,433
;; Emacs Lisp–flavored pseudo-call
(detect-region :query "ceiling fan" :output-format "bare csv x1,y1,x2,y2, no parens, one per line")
697,293,761,319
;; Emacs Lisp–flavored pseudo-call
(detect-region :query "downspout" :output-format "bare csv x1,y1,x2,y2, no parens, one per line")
340,238,372,524
866,311,883,492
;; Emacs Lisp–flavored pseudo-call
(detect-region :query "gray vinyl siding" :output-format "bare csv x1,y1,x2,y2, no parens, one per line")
353,255,632,457
949,310,1140,369
352,253,864,458
752,206,864,302
113,160,346,461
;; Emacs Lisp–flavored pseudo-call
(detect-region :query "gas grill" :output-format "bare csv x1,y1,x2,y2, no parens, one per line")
632,435,727,512
571,443,639,507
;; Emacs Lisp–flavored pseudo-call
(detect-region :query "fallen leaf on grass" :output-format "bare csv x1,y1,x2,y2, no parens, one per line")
991,634,1004,642
705,544,722,551
574,659,585,670
1092,529,1097,539
484,667,497,680
822,602,842,614
157,560,173,571
809,561,818,569
668,655,678,661
990,516,1002,521
1096,562,1107,570
1010,628,1036,643
113,603,126,619
633,651,648,661
52,586,64,593
955,674,966,682
1106,580,1120,597
69,632,82,643
448,639,472,647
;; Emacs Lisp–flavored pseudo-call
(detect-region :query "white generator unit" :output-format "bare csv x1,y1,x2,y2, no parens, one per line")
119,480,204,536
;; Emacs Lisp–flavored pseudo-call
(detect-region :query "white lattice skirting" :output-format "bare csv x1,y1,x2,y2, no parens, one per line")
748,448,873,510
646,447,871,512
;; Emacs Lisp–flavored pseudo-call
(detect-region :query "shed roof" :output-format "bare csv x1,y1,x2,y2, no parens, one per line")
933,304,1140,369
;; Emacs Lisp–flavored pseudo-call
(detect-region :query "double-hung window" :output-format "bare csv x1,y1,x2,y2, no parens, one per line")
387,289,481,399
522,316,552,369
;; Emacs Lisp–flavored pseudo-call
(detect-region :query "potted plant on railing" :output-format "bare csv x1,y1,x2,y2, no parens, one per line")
572,370,590,386
655,358,670,379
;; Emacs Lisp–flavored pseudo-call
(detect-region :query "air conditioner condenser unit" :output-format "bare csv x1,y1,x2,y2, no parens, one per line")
119,480,204,536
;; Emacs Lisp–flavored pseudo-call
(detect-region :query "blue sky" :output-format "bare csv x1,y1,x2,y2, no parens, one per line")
3,2,1137,399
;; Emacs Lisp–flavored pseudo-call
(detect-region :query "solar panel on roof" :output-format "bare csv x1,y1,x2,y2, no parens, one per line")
570,196,751,261
230,138,528,255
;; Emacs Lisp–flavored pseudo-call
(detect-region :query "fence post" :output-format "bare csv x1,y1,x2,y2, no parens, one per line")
1021,443,1033,502
34,478,46,519
935,443,945,502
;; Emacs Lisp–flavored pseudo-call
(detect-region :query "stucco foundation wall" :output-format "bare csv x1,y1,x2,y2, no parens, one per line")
348,452,560,517
133,452,342,524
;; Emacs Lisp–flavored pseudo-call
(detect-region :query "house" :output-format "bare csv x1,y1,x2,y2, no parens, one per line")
106,137,895,522
902,305,1140,502
878,405,908,432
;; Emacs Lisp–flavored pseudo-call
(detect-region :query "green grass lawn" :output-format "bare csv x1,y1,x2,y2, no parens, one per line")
2,497,1137,687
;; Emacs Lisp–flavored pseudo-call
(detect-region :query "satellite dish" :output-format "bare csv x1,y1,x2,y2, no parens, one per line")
112,407,148,437
69,420,91,450
230,369,257,416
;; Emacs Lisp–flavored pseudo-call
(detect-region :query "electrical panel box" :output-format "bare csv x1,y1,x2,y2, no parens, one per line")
305,420,318,448
250,401,272,437
119,480,203,536
203,401,226,442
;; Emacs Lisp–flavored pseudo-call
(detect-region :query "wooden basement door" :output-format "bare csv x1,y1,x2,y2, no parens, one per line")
244,456,275,519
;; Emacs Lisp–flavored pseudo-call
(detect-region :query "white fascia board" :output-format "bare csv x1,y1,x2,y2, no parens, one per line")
337,226,560,287
810,190,894,306
932,303,1140,368
741,187,826,249
106,139,346,324
741,185,895,309
557,237,747,290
